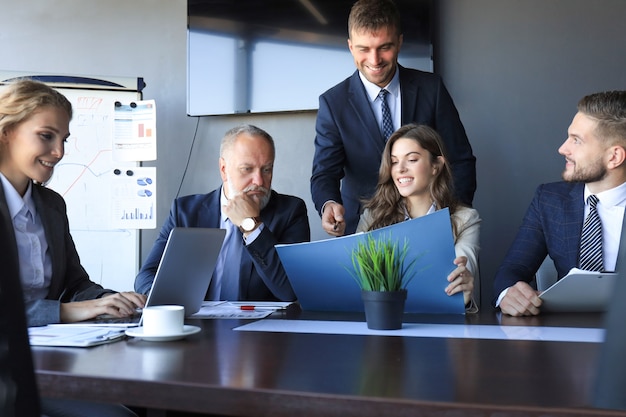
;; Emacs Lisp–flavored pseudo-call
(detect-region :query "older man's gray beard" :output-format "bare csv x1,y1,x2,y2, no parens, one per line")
255,187,271,209
226,182,271,210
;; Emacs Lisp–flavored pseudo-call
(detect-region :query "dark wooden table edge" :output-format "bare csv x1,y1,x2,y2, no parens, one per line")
37,371,626,417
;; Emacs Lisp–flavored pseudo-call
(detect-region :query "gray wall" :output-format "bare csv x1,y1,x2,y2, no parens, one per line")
2,0,197,291
435,0,626,306
3,0,626,304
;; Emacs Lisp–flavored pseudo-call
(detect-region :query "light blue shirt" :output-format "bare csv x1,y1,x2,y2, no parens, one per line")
0,174,51,302
208,186,264,300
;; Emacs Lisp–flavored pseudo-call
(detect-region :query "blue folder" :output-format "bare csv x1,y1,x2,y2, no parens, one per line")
276,209,465,314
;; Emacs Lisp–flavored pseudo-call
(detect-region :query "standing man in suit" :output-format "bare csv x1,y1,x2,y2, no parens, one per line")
311,0,476,236
494,90,626,316
135,124,310,302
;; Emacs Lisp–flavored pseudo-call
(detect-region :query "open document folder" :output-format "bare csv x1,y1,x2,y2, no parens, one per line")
276,209,464,314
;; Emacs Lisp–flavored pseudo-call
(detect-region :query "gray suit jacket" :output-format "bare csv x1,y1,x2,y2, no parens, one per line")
0,181,113,327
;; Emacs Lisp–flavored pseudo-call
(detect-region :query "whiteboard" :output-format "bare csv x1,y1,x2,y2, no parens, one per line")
46,88,141,291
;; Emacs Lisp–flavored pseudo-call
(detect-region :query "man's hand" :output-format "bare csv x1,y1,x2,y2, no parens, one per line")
499,281,542,316
322,202,345,236
223,190,261,227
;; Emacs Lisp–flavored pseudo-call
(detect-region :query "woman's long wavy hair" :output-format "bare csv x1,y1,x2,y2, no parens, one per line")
362,124,460,233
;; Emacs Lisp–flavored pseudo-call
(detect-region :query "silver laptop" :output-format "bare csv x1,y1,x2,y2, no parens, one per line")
539,268,618,313
77,227,226,326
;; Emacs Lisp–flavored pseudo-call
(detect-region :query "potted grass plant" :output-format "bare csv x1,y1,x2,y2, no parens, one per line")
348,233,417,330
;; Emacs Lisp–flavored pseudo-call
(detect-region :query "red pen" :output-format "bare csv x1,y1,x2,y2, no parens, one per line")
239,305,285,311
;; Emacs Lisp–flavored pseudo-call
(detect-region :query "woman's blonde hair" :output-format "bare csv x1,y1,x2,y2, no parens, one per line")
0,79,72,136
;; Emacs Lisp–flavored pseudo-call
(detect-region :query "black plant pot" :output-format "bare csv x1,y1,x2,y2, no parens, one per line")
361,289,407,330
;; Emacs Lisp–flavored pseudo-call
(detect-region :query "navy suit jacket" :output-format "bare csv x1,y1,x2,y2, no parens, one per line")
311,65,476,234
492,181,585,305
0,182,113,327
135,188,310,301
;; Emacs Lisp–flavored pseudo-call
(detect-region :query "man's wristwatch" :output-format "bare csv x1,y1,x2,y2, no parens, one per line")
239,216,262,233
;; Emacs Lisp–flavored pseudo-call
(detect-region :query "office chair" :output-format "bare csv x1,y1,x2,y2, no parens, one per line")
535,255,558,291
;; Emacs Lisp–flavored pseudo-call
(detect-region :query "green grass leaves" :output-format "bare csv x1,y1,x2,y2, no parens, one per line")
348,233,418,292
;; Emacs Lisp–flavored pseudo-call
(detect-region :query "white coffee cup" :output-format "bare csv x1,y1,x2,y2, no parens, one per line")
142,305,185,336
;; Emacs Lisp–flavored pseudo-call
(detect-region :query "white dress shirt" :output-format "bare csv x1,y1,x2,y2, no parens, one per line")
584,182,626,272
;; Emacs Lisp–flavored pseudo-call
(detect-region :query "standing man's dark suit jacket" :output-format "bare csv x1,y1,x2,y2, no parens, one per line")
135,188,310,301
492,181,586,305
0,182,113,327
311,65,476,234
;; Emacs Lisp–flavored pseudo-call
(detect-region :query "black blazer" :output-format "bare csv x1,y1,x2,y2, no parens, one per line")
0,181,112,326
0,194,40,416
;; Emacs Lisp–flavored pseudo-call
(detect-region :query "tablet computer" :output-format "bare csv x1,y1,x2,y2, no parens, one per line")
539,268,618,313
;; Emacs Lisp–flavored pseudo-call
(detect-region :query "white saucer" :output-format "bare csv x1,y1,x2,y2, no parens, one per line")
125,325,201,342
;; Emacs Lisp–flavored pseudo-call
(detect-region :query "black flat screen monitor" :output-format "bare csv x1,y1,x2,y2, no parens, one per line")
187,0,432,116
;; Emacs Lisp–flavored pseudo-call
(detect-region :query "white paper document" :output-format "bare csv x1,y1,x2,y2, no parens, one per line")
190,301,292,319
235,320,605,343
113,99,157,161
110,166,157,229
28,325,126,347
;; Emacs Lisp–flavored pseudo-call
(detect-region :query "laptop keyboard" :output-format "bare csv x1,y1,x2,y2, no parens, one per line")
88,308,143,324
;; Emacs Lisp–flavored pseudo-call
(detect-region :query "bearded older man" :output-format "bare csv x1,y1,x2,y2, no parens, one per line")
135,124,310,301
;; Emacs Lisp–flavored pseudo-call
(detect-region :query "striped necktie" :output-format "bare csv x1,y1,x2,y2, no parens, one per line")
579,194,604,271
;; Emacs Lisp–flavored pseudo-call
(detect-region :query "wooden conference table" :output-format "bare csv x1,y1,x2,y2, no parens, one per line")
32,307,625,417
